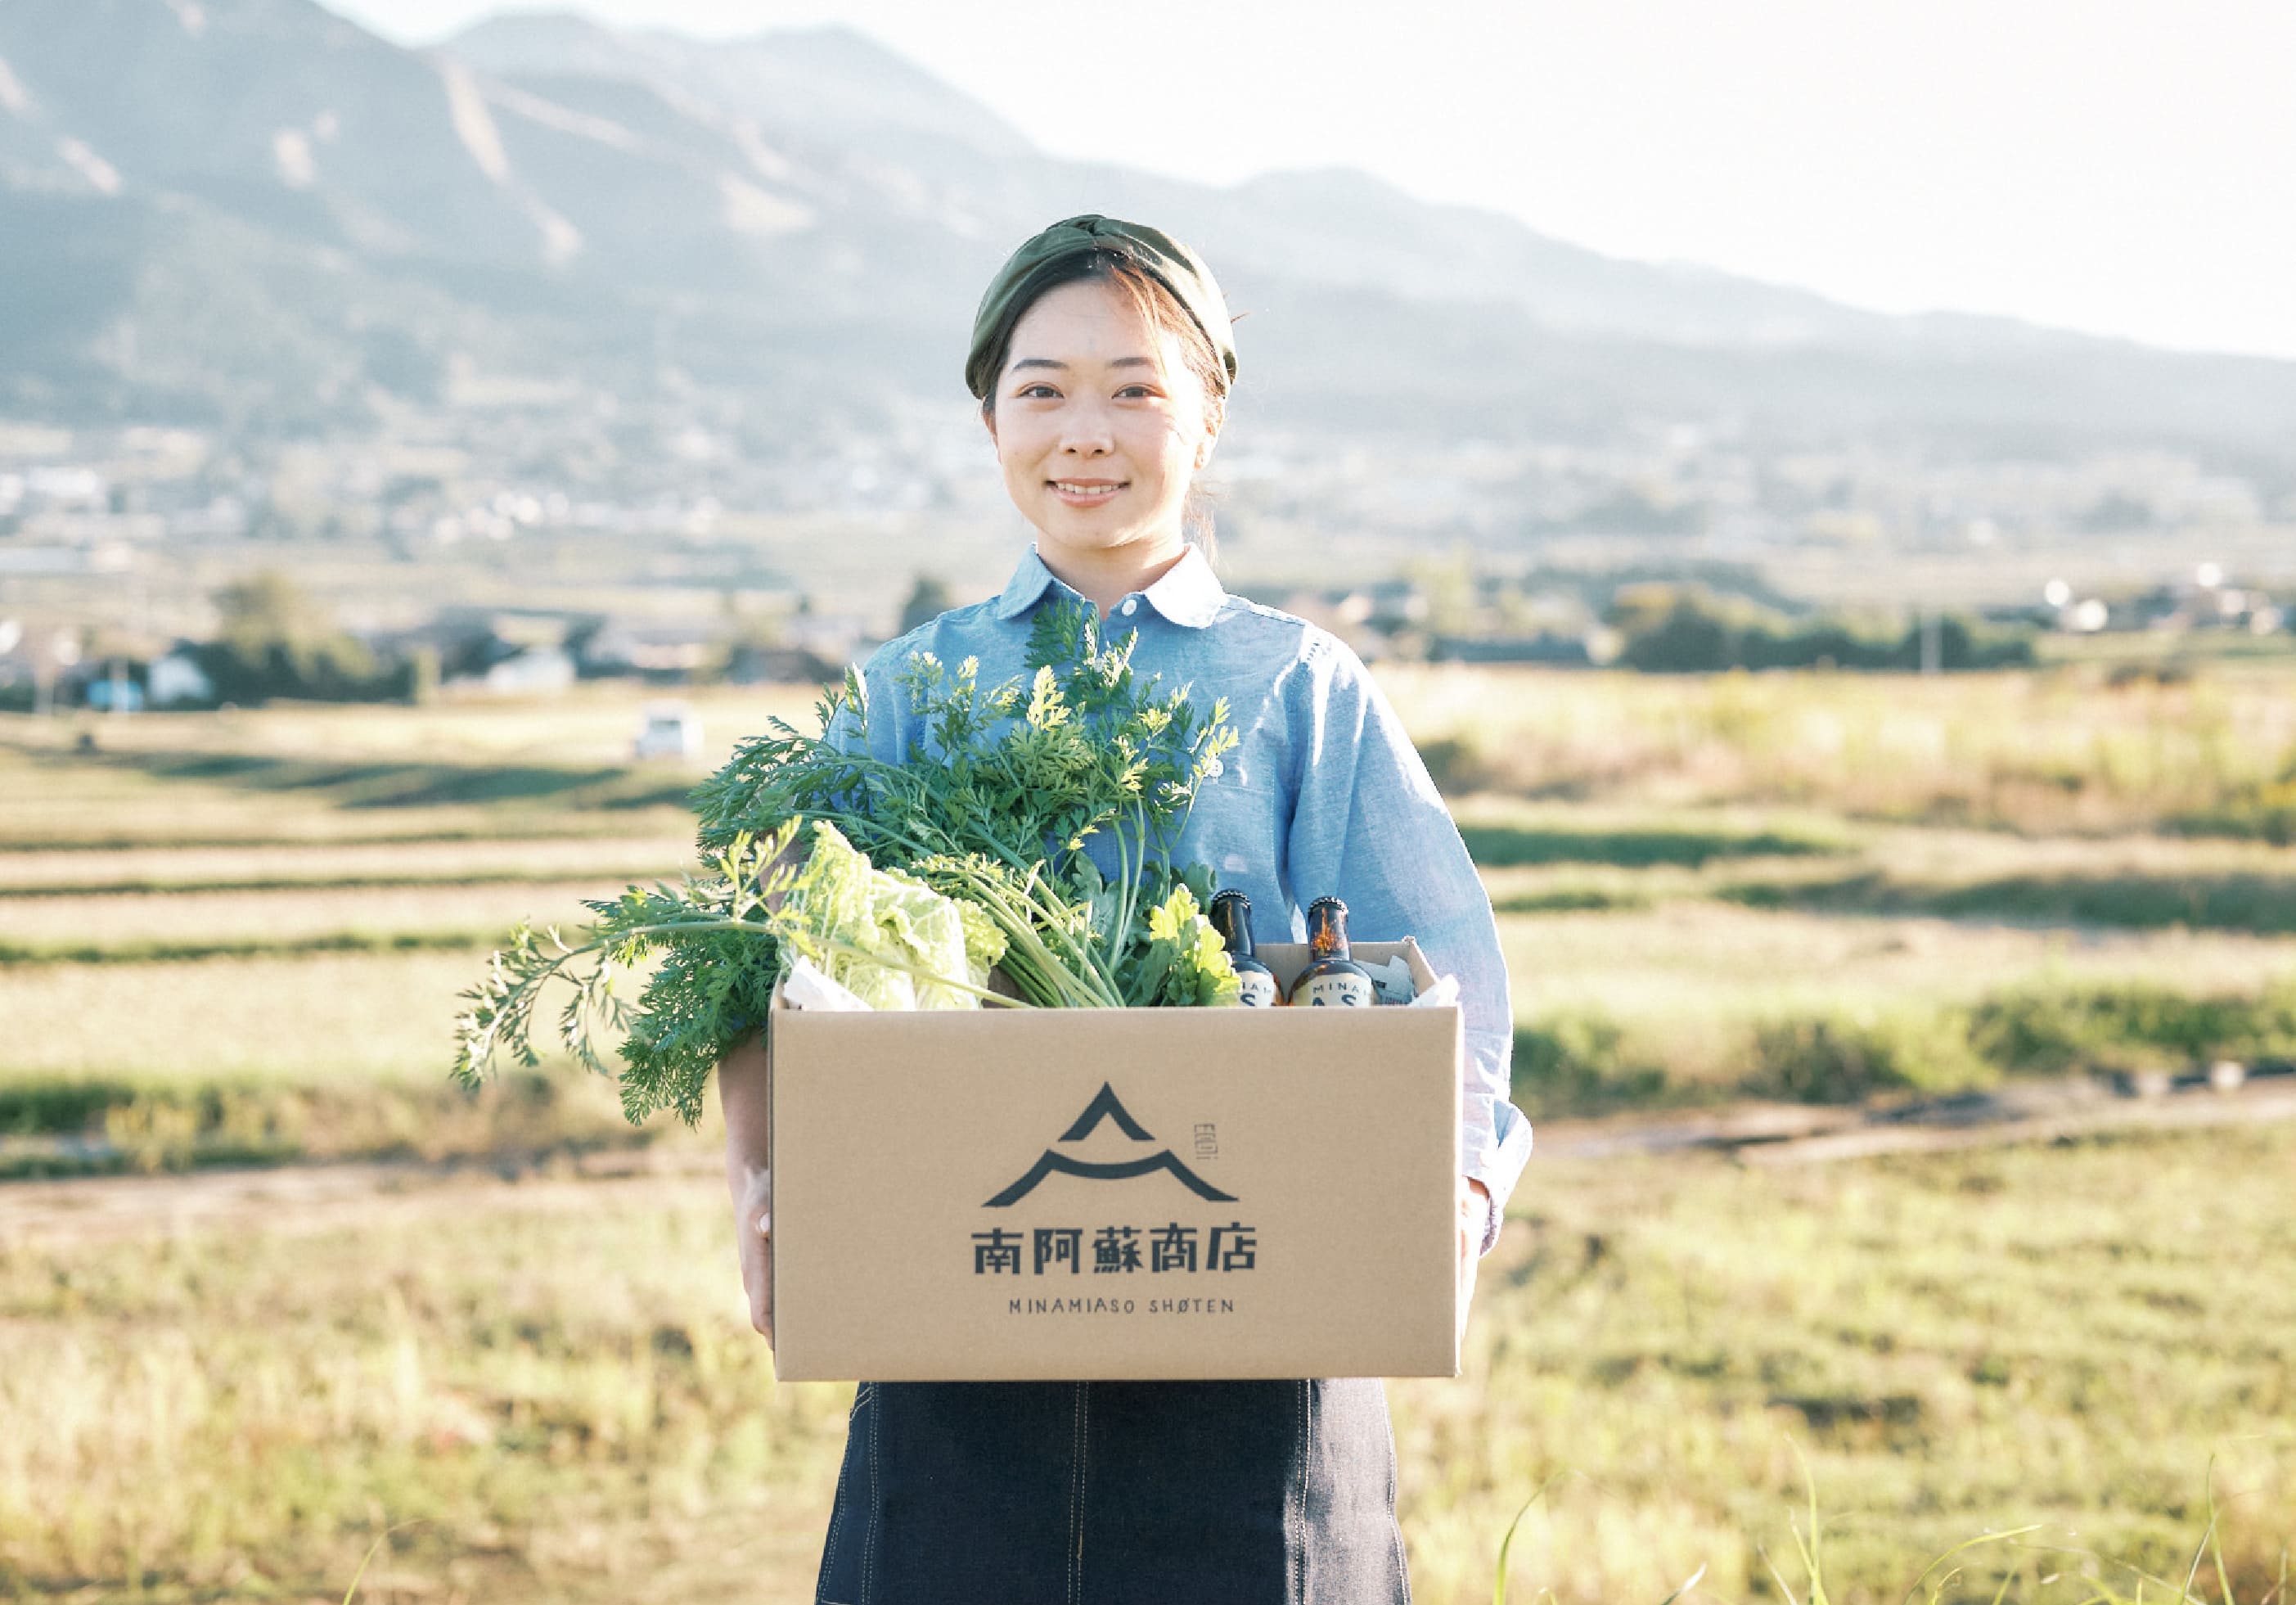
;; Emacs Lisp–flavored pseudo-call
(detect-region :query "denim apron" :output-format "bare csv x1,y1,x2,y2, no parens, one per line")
814,1377,1411,1603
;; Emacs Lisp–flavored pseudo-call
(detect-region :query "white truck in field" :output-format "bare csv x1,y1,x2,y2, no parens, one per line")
633,703,703,762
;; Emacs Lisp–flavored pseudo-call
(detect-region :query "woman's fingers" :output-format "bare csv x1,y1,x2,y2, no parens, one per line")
745,1233,775,1345
736,1186,775,1346
755,1210,773,1342
1455,1176,1484,1343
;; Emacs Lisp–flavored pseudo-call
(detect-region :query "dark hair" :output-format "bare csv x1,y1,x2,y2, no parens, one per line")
976,249,1229,560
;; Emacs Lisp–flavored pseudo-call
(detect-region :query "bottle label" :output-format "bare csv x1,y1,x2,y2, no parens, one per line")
1236,971,1278,1008
1299,972,1376,1008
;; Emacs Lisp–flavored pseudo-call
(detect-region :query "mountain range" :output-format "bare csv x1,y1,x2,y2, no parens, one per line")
3,0,2293,471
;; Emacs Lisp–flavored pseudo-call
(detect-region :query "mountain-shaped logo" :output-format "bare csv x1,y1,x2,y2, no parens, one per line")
983,1082,1236,1207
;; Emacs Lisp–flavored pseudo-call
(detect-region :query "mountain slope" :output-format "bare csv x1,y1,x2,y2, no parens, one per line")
445,13,1032,162
0,0,2291,466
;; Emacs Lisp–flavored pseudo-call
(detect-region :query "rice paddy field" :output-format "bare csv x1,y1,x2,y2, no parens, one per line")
3,657,2295,1602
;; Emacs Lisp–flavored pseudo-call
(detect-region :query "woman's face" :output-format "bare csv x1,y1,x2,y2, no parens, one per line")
984,277,1214,566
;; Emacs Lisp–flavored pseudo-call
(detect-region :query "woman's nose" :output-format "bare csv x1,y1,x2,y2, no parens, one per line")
1058,401,1115,455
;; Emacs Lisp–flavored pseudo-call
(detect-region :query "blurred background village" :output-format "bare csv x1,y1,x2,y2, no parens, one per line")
5,7,2296,719
3,2,2295,1602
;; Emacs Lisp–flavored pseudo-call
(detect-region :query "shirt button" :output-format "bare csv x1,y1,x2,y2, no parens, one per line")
1121,599,1138,615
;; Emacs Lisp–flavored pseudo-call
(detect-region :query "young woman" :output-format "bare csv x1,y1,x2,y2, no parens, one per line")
718,214,1533,1604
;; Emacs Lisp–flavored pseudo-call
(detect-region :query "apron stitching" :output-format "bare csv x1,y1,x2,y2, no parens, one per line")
822,1377,863,1580
818,1385,866,1597
862,1383,881,1605
820,1454,849,1586
1293,1380,1309,1605
1068,1382,1088,1605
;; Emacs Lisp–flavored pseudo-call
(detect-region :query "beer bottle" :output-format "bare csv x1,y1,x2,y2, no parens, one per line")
1209,889,1280,1008
1287,896,1379,1008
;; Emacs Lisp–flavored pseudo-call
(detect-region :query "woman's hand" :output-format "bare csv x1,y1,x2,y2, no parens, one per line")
719,1031,774,1349
1457,1175,1491,1343
735,1163,774,1346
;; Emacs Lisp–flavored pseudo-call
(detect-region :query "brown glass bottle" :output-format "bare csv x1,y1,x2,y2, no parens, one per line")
1209,889,1280,1008
1287,896,1379,1008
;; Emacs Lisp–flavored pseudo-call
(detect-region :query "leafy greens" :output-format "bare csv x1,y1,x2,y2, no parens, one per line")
452,597,1243,1125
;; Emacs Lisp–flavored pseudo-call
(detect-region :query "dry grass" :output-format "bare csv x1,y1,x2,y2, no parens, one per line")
1385,660,2296,836
0,835,691,895
1500,902,2296,1089
0,736,692,853
0,774,688,855
2,881,628,949
5,674,2296,1598
0,950,511,1081
1,1123,2288,1602
0,684,824,769
1402,1120,2296,1603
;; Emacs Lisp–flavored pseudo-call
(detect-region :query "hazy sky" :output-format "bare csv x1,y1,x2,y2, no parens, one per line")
327,0,2296,361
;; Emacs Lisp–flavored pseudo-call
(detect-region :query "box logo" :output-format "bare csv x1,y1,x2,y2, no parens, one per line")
983,1081,1237,1206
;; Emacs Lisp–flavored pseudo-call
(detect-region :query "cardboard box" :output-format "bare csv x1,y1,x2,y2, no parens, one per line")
768,939,1461,1382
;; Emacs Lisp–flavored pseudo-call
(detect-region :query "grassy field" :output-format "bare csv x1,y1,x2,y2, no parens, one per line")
5,666,2294,1165
1385,659,2296,840
2,1124,2289,1602
3,660,2296,1598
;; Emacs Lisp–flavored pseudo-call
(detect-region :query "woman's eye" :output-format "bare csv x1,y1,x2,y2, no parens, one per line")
1115,385,1155,399
1016,383,1059,399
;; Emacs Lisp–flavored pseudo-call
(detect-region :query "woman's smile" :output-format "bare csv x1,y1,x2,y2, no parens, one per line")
1050,477,1127,506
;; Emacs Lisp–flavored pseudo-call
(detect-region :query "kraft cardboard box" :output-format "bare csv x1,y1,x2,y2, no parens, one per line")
768,939,1462,1382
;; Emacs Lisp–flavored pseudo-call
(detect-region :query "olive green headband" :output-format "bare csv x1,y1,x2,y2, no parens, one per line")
965,214,1238,400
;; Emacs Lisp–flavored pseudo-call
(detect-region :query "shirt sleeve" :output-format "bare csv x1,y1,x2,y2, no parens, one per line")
1280,635,1532,1254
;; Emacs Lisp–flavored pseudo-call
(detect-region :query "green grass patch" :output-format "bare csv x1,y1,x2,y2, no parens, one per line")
0,822,690,853
1967,981,2296,1076
1489,886,1654,915
1510,1014,1684,1117
1515,979,2296,1116
1740,1008,1993,1103
53,746,699,812
1461,822,1847,870
2174,772,2296,845
1720,868,2296,933
0,1068,647,1178
0,866,688,899
0,927,504,966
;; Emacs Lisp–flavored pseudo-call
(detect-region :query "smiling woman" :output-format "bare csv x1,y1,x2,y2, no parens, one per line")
717,214,1530,1605
967,214,1236,582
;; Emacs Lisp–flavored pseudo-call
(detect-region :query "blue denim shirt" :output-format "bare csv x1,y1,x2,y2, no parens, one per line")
847,545,1533,1247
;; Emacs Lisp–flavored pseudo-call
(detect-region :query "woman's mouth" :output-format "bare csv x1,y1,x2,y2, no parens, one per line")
1050,480,1125,507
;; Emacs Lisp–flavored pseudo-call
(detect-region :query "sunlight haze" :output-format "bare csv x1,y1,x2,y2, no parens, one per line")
323,0,2296,361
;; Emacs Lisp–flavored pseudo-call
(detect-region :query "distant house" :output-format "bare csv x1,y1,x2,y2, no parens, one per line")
725,643,840,686
391,610,569,688
148,650,216,708
0,638,37,710
781,613,879,670
1428,633,1594,665
1268,590,1405,662
83,672,146,713
576,619,724,680
476,645,577,696
50,638,218,712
